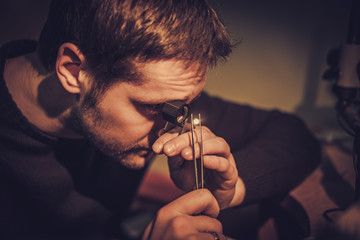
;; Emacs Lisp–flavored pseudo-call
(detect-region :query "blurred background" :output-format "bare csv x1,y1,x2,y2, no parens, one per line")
208,0,352,130
0,0,353,130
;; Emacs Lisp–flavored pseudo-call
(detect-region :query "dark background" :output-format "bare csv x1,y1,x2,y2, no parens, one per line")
0,0,353,130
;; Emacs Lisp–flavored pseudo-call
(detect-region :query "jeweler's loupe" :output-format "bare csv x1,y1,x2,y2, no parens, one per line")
162,100,189,126
161,100,189,134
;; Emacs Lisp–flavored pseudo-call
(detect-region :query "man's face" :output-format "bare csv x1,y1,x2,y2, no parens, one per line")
73,60,206,169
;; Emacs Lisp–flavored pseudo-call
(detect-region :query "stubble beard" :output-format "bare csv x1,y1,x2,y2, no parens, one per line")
68,103,153,170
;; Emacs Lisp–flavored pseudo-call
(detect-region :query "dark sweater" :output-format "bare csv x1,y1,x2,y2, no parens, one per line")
0,40,321,239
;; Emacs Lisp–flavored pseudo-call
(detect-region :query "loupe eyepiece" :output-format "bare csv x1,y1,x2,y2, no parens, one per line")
162,100,189,126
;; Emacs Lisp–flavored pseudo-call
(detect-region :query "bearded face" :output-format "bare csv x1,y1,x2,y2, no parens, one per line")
70,60,206,169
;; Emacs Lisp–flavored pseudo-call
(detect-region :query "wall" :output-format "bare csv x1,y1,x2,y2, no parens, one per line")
0,0,353,129
206,0,352,129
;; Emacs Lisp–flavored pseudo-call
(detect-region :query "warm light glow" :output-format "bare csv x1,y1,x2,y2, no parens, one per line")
193,118,200,125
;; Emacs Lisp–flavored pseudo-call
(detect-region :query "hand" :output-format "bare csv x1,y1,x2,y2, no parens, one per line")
142,189,224,240
152,126,245,209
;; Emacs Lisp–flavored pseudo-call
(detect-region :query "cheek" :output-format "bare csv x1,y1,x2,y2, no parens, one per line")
99,103,156,141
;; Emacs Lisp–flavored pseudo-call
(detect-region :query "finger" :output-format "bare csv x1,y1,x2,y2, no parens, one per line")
178,137,237,185
161,126,215,157
181,137,232,161
191,215,223,234
147,190,220,240
161,189,220,218
153,130,180,153
163,215,223,239
202,156,238,180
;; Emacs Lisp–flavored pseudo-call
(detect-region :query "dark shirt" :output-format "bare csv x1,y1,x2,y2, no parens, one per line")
0,40,321,239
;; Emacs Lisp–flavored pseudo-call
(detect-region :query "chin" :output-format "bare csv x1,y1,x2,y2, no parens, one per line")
117,152,154,169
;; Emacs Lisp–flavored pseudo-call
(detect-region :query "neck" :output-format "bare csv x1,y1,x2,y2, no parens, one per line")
4,53,83,139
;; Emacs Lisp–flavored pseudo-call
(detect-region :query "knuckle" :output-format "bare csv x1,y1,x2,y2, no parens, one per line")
198,188,213,199
169,215,189,233
202,126,212,136
156,206,170,220
216,137,230,150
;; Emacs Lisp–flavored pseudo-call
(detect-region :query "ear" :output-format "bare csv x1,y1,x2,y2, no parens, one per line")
56,43,85,94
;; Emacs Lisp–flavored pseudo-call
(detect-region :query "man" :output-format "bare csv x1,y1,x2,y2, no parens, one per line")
0,0,321,239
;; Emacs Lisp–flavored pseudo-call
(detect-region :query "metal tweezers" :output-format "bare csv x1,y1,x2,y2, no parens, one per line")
190,113,204,189
163,113,204,190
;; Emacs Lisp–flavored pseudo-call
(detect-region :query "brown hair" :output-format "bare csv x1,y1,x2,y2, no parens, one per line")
38,0,234,89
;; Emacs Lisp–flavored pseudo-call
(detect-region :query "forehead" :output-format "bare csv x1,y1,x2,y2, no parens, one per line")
127,60,207,103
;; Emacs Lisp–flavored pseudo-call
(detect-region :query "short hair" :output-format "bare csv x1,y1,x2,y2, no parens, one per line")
38,0,234,87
